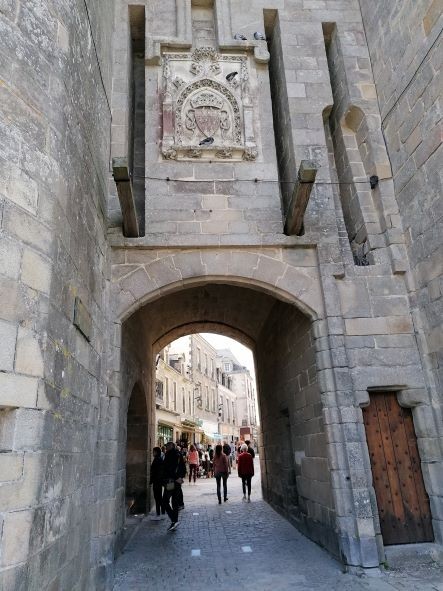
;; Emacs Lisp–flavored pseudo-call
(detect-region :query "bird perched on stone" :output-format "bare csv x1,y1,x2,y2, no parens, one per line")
226,71,238,83
199,137,214,146
253,31,266,40
234,32,247,40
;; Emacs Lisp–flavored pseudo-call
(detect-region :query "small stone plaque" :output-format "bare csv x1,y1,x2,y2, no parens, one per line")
73,296,92,342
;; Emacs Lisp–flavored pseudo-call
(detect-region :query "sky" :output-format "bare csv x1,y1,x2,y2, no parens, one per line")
169,333,256,379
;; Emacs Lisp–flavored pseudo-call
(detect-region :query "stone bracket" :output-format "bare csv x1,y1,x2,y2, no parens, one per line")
284,160,318,236
146,0,192,64
112,157,140,238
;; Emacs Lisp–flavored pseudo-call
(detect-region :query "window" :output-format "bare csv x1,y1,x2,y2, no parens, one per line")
218,395,223,422
188,390,192,415
155,380,164,402
165,378,169,407
232,401,235,424
211,388,216,412
224,362,231,372
204,353,208,375
197,389,202,408
197,348,201,371
210,358,214,378
205,386,209,410
182,387,186,413
226,397,230,421
173,382,177,411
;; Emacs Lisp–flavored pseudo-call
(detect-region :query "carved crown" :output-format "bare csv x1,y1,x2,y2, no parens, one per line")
190,92,224,110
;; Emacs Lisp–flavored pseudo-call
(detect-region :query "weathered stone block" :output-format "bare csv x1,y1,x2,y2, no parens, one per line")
21,249,51,295
15,327,44,377
0,509,33,566
0,372,38,408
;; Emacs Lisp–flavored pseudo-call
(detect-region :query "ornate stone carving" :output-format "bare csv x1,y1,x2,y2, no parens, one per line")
215,148,233,159
243,147,258,161
163,147,177,160
187,148,202,159
161,47,258,161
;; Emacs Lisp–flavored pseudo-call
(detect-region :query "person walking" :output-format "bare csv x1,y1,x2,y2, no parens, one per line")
150,447,165,520
245,440,255,458
237,443,254,502
213,444,229,504
188,444,199,484
222,441,232,469
162,441,186,531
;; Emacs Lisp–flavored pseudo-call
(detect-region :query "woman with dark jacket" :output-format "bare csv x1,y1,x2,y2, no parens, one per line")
212,444,229,504
162,441,186,531
237,443,254,502
150,447,165,519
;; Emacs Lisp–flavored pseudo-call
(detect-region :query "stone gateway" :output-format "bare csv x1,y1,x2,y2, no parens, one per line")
0,1,441,589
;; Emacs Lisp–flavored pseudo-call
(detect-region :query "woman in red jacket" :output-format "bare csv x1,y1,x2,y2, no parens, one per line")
237,443,254,502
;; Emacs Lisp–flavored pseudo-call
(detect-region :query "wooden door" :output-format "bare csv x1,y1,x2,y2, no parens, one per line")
363,393,433,545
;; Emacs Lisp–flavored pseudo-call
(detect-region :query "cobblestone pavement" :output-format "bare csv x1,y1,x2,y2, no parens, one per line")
114,461,443,591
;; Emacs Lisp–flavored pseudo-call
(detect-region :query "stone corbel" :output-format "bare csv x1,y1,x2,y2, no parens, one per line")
146,0,192,65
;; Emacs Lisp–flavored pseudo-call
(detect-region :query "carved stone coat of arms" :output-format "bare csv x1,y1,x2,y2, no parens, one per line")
161,48,258,161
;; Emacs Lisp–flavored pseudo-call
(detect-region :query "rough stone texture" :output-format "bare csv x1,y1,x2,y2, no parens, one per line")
359,0,443,438
257,303,338,556
1,0,442,588
0,0,113,589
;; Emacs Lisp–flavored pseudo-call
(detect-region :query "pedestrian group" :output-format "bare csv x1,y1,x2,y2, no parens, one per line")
149,440,256,532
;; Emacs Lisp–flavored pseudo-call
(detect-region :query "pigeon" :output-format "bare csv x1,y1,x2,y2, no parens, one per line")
234,32,247,40
199,137,214,146
253,31,266,40
226,71,238,82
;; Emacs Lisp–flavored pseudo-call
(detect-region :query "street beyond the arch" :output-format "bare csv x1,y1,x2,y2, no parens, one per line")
113,462,442,591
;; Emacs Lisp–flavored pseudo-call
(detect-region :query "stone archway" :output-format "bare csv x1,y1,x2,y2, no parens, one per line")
112,252,343,554
104,248,382,572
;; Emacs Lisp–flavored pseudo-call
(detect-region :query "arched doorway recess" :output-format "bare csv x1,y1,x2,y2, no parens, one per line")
125,383,148,514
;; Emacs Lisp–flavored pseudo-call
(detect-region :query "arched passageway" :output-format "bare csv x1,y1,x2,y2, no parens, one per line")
118,280,339,557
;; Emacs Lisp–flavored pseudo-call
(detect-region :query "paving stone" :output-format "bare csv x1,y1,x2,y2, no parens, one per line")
113,465,443,591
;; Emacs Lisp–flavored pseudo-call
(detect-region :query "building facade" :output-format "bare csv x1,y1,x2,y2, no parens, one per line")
0,1,441,589
155,347,201,446
167,334,243,444
217,349,258,444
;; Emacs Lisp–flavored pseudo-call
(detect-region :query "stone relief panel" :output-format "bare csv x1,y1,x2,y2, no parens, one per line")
161,48,258,161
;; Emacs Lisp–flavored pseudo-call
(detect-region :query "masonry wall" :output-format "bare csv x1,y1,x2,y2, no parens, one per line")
1,0,442,587
0,1,113,589
359,0,443,430
257,302,337,556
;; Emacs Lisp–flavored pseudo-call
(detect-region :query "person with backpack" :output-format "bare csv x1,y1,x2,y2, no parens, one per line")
212,444,229,504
